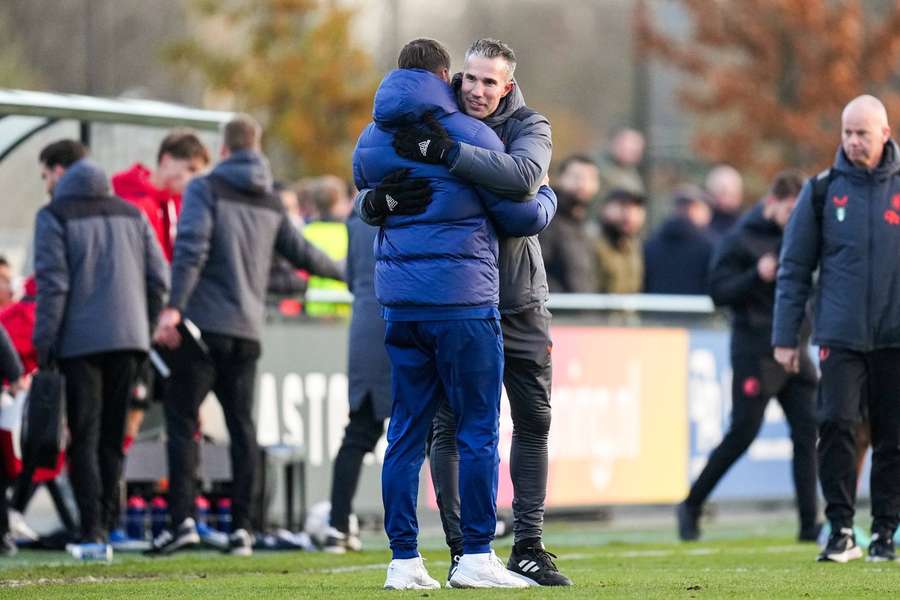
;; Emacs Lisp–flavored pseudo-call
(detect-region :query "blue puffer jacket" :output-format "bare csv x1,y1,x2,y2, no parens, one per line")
774,141,900,351
352,69,553,321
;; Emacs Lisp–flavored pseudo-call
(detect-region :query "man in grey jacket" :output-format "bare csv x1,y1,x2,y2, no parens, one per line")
360,38,569,586
151,115,344,556
33,157,169,544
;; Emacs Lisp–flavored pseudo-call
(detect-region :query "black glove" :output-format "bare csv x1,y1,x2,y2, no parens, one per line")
364,169,433,217
393,112,456,164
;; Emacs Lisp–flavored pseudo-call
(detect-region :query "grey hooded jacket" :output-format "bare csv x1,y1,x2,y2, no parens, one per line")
355,76,553,314
168,150,344,341
33,159,169,361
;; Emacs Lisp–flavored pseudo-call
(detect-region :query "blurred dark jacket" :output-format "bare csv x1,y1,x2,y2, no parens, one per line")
33,159,169,362
346,213,391,420
643,215,713,295
539,189,597,293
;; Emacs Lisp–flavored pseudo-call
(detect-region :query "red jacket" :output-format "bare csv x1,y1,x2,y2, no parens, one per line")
112,163,181,262
0,277,37,374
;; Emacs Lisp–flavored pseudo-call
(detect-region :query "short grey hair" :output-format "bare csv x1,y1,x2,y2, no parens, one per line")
464,38,517,79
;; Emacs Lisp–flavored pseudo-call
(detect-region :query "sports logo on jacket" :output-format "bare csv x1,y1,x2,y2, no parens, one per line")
886,194,900,226
833,195,848,222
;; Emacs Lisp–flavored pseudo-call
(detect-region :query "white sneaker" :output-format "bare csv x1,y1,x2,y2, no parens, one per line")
383,555,441,590
449,551,529,588
9,510,39,542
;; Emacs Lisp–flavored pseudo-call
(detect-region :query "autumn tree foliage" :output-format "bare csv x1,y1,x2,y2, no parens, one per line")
167,0,377,179
638,0,900,182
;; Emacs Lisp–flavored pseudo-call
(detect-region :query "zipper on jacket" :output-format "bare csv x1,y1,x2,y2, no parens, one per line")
865,178,875,351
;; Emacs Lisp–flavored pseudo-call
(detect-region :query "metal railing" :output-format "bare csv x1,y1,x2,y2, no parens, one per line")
300,289,716,314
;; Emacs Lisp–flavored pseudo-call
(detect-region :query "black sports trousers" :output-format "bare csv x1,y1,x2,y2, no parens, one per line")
60,350,142,541
164,333,260,532
429,306,552,552
328,395,385,533
817,346,900,534
685,352,818,533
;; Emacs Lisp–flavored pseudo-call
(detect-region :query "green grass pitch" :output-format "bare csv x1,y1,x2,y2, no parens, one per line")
1,516,898,598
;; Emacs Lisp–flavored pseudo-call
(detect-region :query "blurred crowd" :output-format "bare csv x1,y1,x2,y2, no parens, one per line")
541,127,747,297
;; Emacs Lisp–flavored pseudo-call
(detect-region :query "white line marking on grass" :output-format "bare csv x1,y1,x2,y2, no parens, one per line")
685,548,719,556
1,575,162,588
311,563,388,574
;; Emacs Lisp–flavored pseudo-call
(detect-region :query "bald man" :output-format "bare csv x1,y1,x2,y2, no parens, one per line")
774,95,900,563
706,164,744,240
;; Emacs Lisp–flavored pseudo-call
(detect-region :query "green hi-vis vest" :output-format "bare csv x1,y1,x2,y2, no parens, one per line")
302,221,350,318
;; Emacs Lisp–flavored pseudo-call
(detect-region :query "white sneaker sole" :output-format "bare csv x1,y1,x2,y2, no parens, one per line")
817,546,863,563
323,545,347,555
229,546,253,557
160,532,201,555
384,581,440,590
449,573,528,589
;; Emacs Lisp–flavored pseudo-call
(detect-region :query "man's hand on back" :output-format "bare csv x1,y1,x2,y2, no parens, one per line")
364,169,433,218
393,113,457,165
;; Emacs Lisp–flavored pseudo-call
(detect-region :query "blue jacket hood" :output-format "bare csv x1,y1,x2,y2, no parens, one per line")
832,139,900,180
212,150,273,195
53,159,110,199
373,69,458,127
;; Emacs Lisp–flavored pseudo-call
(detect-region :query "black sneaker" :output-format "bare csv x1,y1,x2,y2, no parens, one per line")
446,553,460,589
227,528,253,556
677,502,701,541
0,532,17,557
507,542,573,586
817,527,863,563
144,518,200,556
866,531,897,562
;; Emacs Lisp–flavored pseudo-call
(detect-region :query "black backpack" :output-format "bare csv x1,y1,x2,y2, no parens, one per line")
809,169,834,229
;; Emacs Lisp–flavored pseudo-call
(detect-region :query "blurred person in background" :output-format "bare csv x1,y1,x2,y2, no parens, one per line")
112,130,211,262
0,324,27,556
33,155,169,546
320,211,391,553
677,170,818,543
0,258,14,311
110,129,209,524
150,115,343,557
643,185,714,295
108,131,211,540
596,127,646,204
595,188,646,294
303,176,352,318
774,95,900,563
267,181,310,301
38,139,88,196
540,155,599,293
0,275,44,543
705,164,745,241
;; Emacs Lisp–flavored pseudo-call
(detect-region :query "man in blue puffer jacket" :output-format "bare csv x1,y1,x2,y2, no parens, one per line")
352,39,555,590
774,95,900,563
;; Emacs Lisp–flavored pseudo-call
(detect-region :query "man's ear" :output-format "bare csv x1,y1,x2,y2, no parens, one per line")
438,67,450,83
883,125,892,145
501,79,514,99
